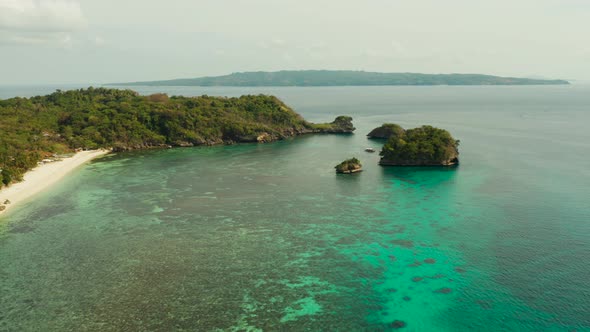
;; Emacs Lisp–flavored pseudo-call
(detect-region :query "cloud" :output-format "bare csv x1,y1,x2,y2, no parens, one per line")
0,0,87,46
0,31,72,46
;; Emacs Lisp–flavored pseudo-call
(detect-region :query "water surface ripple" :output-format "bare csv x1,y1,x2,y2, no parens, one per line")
1,85,590,331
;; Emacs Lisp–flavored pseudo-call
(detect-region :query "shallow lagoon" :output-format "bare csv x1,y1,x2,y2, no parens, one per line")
1,85,590,331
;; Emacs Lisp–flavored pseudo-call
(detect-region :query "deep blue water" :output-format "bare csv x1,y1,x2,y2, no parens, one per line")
1,85,590,331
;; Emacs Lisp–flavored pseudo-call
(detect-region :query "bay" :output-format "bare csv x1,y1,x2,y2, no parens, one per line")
1,85,590,331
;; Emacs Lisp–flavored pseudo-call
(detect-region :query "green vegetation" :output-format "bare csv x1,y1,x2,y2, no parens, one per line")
367,123,406,139
114,70,570,86
335,157,362,174
310,116,355,133
0,87,354,187
379,125,459,166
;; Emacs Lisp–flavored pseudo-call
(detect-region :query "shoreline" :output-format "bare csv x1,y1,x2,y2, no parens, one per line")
0,149,110,217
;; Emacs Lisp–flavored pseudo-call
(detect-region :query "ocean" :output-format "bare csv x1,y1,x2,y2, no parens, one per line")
1,85,590,331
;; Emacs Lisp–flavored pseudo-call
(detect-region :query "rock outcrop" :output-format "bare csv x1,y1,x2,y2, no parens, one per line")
335,157,363,174
304,116,356,135
321,116,355,133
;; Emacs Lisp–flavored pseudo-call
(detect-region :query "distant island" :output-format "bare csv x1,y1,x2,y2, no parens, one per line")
0,88,354,187
374,124,460,166
112,70,570,87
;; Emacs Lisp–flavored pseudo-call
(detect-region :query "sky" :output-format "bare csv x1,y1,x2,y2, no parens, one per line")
1,0,589,85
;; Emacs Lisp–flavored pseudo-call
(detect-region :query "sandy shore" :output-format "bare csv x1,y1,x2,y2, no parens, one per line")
0,149,110,217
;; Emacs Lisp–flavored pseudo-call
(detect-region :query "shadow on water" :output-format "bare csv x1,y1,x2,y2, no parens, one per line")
334,171,363,197
379,165,459,186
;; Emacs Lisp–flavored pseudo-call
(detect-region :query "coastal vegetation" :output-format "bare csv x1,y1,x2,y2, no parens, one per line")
0,88,354,187
115,70,570,87
378,125,459,166
335,158,362,174
310,116,355,133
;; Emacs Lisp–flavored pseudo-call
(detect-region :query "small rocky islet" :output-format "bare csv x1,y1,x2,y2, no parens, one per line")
335,158,363,174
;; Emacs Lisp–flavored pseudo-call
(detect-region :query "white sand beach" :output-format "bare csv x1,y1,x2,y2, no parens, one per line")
0,149,110,217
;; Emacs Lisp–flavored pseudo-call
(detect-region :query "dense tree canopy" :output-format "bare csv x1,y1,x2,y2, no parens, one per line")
367,123,406,139
0,87,353,186
379,125,459,166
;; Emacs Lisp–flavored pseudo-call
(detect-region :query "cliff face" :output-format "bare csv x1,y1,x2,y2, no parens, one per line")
378,125,459,166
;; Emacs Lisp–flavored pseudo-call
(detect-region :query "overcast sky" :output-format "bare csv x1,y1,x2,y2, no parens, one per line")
1,0,589,85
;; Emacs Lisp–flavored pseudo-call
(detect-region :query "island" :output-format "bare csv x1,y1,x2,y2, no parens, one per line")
112,70,570,87
335,158,363,174
377,125,459,166
367,123,406,139
0,87,354,187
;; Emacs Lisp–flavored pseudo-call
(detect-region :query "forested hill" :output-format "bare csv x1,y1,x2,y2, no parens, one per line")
113,70,570,86
0,88,354,186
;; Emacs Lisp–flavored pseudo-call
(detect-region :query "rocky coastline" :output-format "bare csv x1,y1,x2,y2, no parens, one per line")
112,116,356,152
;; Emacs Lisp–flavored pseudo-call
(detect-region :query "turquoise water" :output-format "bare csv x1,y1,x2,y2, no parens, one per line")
1,86,590,331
